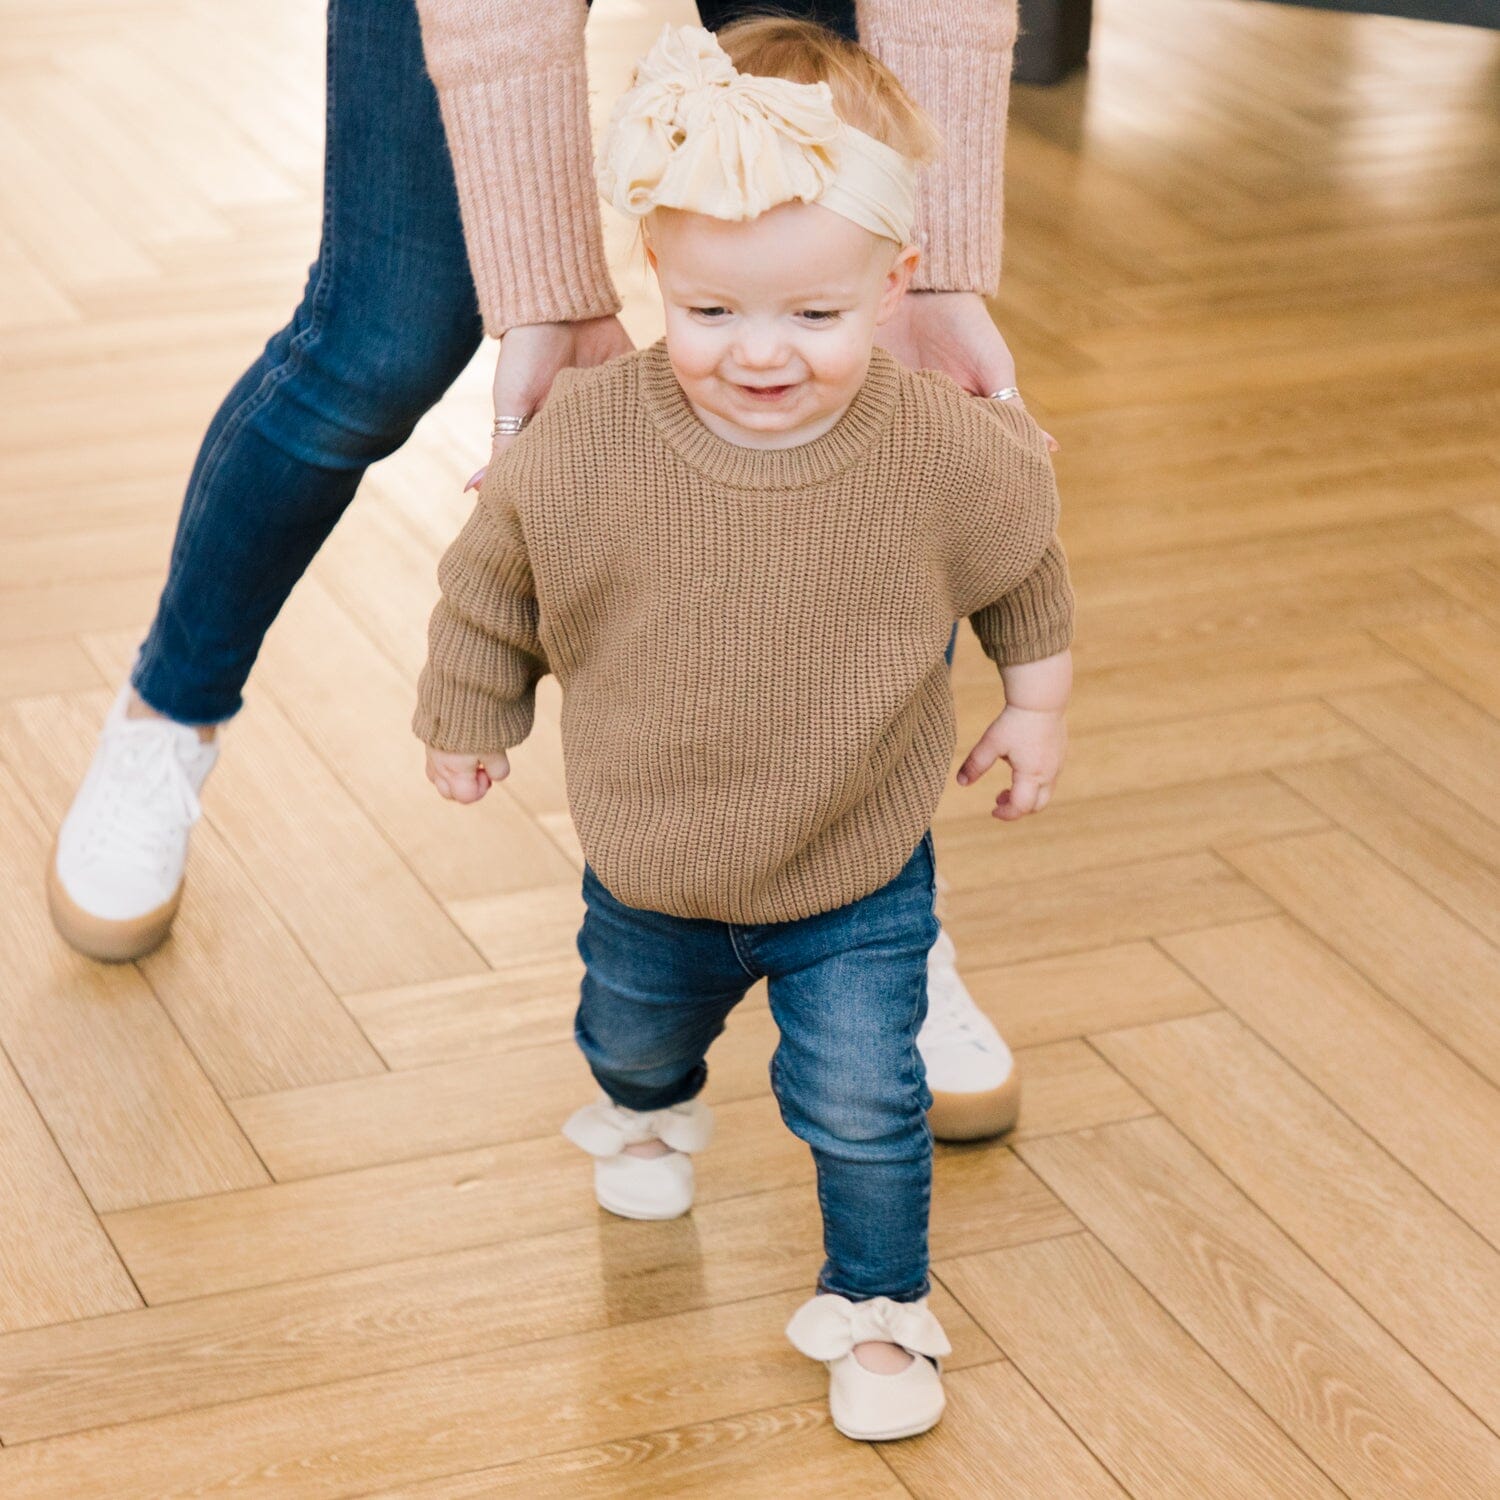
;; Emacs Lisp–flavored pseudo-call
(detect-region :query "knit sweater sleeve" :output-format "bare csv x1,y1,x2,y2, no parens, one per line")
858,0,1018,294
952,399,1076,667
413,0,620,337
413,476,548,753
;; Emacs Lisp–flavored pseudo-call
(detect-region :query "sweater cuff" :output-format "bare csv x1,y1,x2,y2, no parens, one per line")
413,666,536,754
973,543,1075,667
868,39,1009,295
433,68,622,337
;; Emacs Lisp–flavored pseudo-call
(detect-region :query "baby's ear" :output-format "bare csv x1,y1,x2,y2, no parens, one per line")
876,243,921,322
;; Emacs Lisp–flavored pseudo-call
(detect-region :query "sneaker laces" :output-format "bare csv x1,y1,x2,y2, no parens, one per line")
79,723,205,879
921,931,1000,1054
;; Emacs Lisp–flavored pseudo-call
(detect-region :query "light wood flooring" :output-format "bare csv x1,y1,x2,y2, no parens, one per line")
2,0,1499,1494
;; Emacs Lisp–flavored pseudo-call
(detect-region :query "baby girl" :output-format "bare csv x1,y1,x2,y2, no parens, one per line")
416,18,1073,1442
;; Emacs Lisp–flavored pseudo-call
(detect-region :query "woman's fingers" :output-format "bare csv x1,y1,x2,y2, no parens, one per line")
481,751,511,784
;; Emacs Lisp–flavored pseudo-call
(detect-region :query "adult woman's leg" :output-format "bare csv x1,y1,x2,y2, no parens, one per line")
136,0,483,724
51,0,483,960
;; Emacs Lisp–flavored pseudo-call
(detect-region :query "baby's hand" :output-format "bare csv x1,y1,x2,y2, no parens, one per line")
425,747,511,804
956,705,1067,821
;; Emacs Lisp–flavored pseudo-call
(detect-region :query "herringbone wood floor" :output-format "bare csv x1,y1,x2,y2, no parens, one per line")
1,0,1499,1494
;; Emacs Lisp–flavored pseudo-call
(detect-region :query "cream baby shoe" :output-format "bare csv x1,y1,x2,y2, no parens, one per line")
561,1094,714,1220
786,1292,951,1442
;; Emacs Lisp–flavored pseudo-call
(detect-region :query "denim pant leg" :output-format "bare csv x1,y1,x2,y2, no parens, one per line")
134,0,483,725
575,868,756,1112
754,836,940,1303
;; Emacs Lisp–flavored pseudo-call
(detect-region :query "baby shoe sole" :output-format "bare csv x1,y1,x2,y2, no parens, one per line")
594,1188,692,1221
831,1402,945,1443
927,1070,1021,1142
48,846,182,963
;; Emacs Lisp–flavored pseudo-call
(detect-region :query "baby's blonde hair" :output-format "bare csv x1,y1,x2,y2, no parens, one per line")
715,15,941,166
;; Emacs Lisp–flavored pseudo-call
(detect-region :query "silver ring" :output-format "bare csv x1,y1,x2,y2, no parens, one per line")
492,414,532,437
987,387,1022,403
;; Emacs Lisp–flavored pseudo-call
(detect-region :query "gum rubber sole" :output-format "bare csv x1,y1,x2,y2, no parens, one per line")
927,1070,1022,1142
47,846,182,963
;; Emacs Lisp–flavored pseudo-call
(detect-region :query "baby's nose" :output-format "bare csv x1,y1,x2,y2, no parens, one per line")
731,332,790,369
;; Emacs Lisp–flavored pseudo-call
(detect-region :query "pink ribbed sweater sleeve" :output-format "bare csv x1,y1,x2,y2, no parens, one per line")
858,0,1018,295
414,0,620,336
414,1,1017,334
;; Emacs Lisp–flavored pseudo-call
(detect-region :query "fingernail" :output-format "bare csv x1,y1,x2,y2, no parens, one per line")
464,470,484,491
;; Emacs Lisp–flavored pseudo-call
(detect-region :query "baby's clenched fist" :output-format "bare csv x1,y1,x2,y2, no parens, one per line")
425,747,511,803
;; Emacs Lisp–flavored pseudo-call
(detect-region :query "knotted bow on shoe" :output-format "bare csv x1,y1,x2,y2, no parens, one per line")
785,1294,952,1362
561,1094,714,1158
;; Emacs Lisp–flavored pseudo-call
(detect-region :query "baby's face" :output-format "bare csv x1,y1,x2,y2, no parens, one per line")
647,202,918,450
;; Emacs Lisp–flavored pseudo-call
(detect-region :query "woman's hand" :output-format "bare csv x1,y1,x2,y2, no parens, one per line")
956,705,1067,821
466,315,636,491
426,747,511,804
877,290,1058,453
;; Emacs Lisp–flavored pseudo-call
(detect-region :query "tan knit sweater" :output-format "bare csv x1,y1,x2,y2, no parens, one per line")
414,340,1073,923
413,1,1019,333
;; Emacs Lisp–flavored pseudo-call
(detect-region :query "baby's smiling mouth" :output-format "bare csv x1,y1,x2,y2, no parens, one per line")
737,382,796,400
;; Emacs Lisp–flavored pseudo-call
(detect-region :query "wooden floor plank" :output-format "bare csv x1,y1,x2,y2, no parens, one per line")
0,1287,997,1500
0,760,267,1217
1095,1012,1500,1435
957,630,1422,735
881,1361,1128,1499
0,638,104,702
1019,1118,1500,1498
1376,608,1500,719
1222,829,1500,1087
370,1404,908,1499
954,940,1216,1051
940,851,1276,968
1274,754,1500,948
0,1003,142,1333
1162,916,1500,1249
102,1093,1077,1303
934,771,1327,887
940,1235,1343,1499
1327,679,1500,824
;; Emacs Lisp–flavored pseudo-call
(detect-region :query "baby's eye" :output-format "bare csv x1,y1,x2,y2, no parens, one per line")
690,306,728,319
799,310,842,324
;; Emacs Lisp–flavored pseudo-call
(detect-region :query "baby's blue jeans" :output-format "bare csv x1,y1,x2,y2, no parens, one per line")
576,834,940,1303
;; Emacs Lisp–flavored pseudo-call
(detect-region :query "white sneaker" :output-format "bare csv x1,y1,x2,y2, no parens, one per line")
48,684,218,963
786,1293,951,1442
561,1093,714,1221
921,926,1021,1141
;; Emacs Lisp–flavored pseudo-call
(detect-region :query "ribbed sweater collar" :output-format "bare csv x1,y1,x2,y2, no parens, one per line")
639,337,901,489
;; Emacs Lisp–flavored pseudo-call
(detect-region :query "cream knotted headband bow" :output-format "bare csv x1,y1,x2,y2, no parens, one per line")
597,23,919,245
